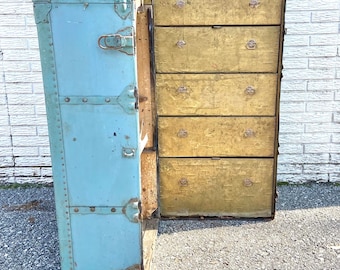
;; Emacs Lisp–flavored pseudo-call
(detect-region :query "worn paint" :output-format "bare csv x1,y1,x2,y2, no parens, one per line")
154,26,281,73
159,158,274,217
154,0,285,218
156,74,278,116
33,0,143,269
158,117,276,157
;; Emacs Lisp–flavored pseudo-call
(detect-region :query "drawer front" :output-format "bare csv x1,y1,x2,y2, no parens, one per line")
154,0,283,26
159,158,274,217
158,117,275,157
154,26,280,73
156,74,278,116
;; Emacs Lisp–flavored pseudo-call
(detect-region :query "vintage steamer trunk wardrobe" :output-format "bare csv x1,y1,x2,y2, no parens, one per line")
33,0,285,269
153,0,286,218
33,0,154,269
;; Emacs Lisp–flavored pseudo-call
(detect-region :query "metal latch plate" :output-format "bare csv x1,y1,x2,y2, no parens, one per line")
98,27,134,55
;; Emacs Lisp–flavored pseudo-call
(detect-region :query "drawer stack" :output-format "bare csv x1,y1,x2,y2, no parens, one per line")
153,0,285,218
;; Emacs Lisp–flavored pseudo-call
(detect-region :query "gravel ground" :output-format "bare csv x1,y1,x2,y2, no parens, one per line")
0,184,339,270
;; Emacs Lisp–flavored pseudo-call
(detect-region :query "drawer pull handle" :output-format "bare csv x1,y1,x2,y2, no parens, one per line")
176,0,186,8
245,86,256,96
249,0,260,8
244,129,255,138
177,86,188,93
177,129,188,138
176,40,186,48
179,178,189,187
243,179,254,187
246,39,257,50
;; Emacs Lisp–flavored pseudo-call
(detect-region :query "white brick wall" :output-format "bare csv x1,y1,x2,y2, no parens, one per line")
279,0,340,183
0,0,51,183
0,0,340,184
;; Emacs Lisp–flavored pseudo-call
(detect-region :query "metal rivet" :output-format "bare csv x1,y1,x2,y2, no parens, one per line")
105,98,111,103
82,98,88,103
177,129,188,138
111,207,116,212
244,179,254,187
74,208,79,213
246,40,257,50
64,97,70,102
90,207,95,212
245,86,256,95
176,40,186,48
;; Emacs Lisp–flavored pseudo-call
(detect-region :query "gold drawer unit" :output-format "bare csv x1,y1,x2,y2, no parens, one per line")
154,26,281,73
153,0,283,26
154,0,285,218
156,74,278,116
158,117,276,157
159,158,274,217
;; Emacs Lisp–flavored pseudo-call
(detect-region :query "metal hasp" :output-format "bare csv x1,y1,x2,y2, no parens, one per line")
98,27,135,55
32,0,142,269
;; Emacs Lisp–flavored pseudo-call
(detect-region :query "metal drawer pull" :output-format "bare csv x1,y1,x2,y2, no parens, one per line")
246,39,257,50
244,129,256,138
243,179,254,187
176,40,186,48
249,0,260,8
177,129,188,138
177,86,188,93
245,86,256,96
179,178,189,187
176,0,185,8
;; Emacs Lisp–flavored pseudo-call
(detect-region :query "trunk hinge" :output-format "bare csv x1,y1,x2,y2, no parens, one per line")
122,198,141,223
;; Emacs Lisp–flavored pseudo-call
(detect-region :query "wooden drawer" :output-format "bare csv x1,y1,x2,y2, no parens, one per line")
153,0,283,26
158,117,275,157
154,26,280,73
156,74,278,116
159,158,274,217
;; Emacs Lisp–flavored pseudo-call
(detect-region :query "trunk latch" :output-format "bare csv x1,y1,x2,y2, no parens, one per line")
98,27,134,55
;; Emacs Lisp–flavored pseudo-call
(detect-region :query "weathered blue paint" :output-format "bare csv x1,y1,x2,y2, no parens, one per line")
33,0,142,269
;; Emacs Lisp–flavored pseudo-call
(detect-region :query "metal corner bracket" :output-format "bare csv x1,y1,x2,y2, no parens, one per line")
114,0,133,20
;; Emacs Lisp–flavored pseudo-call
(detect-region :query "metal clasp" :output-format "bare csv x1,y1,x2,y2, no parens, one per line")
98,27,134,55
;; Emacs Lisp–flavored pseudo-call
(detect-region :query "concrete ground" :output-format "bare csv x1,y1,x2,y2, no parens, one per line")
0,183,339,270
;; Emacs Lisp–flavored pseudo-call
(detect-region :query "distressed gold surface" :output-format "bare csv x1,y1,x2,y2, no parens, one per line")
153,0,283,26
154,26,280,73
156,74,278,116
159,158,274,217
158,117,275,157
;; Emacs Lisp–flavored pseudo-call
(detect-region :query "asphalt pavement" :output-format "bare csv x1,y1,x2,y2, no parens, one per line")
0,183,339,270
